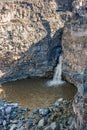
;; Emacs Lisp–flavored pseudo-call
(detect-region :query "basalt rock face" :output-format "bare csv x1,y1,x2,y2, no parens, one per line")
0,0,65,84
62,0,87,129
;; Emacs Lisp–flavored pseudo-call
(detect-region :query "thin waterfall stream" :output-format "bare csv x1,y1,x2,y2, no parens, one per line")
47,55,65,86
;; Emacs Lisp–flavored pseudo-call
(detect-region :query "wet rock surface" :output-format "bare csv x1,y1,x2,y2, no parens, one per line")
0,98,75,130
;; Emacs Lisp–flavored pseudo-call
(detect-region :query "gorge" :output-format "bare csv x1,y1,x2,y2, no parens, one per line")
0,0,87,130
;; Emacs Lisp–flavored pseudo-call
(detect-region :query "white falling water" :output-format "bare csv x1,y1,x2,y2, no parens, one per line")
47,55,65,87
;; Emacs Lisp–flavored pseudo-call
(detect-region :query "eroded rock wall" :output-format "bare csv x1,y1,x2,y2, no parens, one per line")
62,0,87,84
0,0,74,84
62,0,87,129
0,0,64,83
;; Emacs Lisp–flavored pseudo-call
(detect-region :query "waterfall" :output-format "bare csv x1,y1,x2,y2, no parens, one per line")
47,55,65,87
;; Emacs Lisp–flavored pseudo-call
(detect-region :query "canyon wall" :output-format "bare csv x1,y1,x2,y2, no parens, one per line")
62,0,87,84
0,0,87,129
0,0,73,84
62,0,87,129
0,0,63,83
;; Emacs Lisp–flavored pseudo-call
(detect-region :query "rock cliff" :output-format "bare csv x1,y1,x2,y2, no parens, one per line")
62,0,87,129
0,0,74,83
0,0,87,129
62,0,87,84
0,0,63,83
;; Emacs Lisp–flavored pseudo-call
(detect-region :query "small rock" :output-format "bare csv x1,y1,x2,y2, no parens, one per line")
58,98,64,102
77,84,84,96
11,111,17,119
5,107,12,114
51,122,57,129
28,118,33,128
10,124,17,130
0,108,4,116
19,126,25,130
38,118,45,128
45,113,52,121
11,103,18,108
39,108,50,116
44,122,60,130
3,120,6,126
68,117,73,125
60,123,63,130
55,98,63,107
33,109,39,114
44,125,51,130
0,119,3,125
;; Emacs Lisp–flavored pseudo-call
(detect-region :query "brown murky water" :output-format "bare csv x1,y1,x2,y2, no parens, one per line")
1,78,77,111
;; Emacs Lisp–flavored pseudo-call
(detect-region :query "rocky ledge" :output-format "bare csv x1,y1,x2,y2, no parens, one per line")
0,98,75,130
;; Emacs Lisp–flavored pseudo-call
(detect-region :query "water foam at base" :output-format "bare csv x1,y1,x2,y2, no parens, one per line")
47,55,65,87
47,80,65,87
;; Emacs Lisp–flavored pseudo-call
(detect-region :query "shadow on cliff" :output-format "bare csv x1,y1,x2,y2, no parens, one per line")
83,64,87,83
82,66,87,100
55,0,74,21
0,0,75,84
55,0,74,12
0,19,63,83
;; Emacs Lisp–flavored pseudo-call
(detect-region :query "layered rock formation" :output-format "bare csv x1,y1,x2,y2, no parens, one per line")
0,0,64,83
62,0,87,129
0,0,87,129
62,0,87,83
0,0,74,84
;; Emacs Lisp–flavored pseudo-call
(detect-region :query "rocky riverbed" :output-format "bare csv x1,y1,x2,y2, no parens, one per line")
0,98,75,130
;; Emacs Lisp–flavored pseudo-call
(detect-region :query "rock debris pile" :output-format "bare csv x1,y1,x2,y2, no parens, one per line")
0,99,75,130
